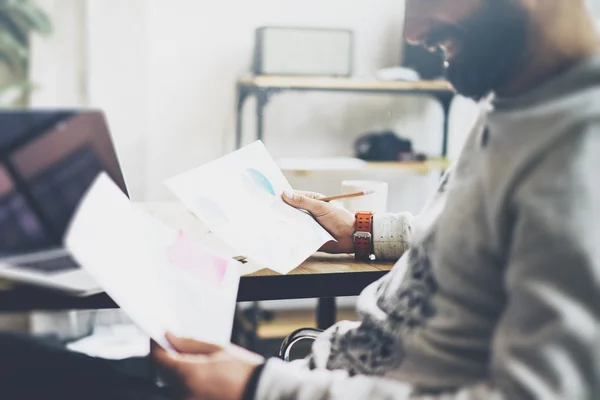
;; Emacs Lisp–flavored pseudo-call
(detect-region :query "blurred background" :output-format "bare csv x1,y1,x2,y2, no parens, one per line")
2,0,600,355
24,0,479,202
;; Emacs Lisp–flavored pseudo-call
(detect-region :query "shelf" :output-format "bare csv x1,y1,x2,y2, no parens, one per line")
239,75,454,92
279,159,450,175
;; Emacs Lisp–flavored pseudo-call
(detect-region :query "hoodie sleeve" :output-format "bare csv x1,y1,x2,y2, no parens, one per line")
372,212,414,261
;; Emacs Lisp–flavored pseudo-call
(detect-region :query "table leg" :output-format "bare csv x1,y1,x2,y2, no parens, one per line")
235,85,250,150
317,297,337,330
256,89,268,143
439,93,454,158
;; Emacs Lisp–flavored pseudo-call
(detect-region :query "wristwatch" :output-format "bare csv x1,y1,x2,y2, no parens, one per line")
354,211,374,261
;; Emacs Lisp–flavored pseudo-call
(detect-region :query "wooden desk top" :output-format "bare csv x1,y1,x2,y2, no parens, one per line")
247,252,392,277
238,75,454,92
0,253,394,311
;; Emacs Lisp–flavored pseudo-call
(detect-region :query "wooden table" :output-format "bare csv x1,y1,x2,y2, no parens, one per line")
235,75,456,156
0,253,392,307
0,254,393,330
0,203,395,329
246,253,393,329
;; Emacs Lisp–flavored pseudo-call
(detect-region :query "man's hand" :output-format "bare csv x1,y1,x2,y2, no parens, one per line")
152,333,264,400
283,190,356,254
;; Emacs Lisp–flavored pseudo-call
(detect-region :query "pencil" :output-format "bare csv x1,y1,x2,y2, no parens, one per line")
321,189,375,202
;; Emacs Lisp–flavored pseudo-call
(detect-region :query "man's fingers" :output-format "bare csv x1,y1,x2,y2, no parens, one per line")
152,341,183,372
166,332,222,355
153,338,212,373
282,191,330,216
294,190,325,200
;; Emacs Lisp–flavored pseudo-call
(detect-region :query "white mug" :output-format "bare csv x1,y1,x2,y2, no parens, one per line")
341,180,388,214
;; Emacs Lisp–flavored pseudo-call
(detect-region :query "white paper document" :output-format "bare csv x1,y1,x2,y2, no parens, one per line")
165,141,333,274
65,173,241,349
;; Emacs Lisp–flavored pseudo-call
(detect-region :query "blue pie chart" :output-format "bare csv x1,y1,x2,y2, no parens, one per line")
243,168,276,196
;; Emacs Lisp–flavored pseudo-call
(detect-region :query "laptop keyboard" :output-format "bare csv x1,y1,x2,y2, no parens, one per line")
14,254,79,273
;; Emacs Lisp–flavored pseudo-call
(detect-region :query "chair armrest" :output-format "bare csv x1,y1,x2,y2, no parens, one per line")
279,327,323,361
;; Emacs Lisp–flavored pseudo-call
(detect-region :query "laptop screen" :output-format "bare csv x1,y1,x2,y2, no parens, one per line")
0,110,128,256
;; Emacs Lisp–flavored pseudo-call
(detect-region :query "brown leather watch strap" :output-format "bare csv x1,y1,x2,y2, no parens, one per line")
354,211,374,261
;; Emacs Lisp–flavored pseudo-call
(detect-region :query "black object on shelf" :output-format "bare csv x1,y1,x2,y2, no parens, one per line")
355,131,411,161
355,131,426,162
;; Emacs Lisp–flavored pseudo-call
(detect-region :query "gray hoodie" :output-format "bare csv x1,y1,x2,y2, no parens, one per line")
255,54,600,400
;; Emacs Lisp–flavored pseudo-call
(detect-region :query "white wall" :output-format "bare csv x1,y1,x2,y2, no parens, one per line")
30,0,478,213
29,0,87,107
85,0,150,199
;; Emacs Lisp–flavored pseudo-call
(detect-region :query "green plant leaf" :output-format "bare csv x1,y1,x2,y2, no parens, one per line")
0,0,52,106
0,28,28,71
0,0,53,45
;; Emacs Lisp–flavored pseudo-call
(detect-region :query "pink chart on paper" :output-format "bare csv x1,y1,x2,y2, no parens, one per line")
168,230,228,285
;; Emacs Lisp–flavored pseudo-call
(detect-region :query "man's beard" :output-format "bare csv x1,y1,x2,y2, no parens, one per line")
433,2,530,100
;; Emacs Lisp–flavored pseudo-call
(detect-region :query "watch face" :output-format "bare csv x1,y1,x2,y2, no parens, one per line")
354,231,371,238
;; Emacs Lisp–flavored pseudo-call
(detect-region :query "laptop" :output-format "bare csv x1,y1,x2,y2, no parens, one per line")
0,110,128,295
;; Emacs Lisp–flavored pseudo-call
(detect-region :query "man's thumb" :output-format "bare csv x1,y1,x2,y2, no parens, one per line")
283,190,328,215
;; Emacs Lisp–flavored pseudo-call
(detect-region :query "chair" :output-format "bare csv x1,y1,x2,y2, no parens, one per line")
278,328,323,361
